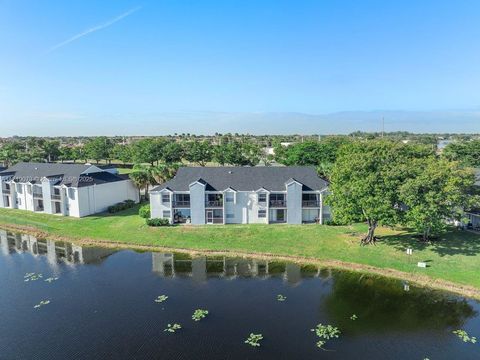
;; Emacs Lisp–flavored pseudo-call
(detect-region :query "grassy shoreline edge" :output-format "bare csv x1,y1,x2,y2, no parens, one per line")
1,221,479,300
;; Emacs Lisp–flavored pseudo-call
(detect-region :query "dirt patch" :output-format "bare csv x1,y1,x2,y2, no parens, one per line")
2,222,479,300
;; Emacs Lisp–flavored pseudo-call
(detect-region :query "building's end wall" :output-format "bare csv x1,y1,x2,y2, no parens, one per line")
150,190,173,223
76,180,139,217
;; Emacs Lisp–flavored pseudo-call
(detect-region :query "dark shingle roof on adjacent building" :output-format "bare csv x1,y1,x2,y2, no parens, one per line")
151,166,328,192
0,162,128,187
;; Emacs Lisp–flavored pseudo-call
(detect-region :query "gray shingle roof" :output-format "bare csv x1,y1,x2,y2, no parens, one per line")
151,166,328,192
0,162,127,187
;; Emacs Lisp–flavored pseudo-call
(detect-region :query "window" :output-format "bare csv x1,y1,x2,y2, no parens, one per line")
16,184,23,193
258,209,266,218
17,198,22,206
258,193,267,203
162,210,171,218
162,194,170,204
53,187,61,196
270,193,285,202
225,192,234,202
69,188,76,200
226,213,234,219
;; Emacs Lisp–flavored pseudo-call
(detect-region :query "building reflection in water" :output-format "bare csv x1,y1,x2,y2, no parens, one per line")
152,252,327,285
0,229,116,266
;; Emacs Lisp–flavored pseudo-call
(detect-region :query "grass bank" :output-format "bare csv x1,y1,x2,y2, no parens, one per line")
1,206,479,298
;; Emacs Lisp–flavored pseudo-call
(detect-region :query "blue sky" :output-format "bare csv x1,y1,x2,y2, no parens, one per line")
1,0,480,135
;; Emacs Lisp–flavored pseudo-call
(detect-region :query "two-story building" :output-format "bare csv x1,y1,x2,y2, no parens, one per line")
150,166,330,225
0,162,139,217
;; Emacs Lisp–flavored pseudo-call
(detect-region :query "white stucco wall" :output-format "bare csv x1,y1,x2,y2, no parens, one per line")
150,190,173,223
190,183,206,225
76,180,139,217
223,191,268,224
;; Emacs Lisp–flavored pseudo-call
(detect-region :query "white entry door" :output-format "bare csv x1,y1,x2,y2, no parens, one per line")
206,210,214,224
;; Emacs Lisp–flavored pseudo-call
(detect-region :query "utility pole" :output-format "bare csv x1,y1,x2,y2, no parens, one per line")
381,117,385,138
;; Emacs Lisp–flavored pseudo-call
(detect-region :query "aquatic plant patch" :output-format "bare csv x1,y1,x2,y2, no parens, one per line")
24,272,43,282
164,323,182,333
154,295,168,303
33,300,50,309
44,277,59,283
277,294,287,302
350,314,358,320
311,323,341,350
453,330,477,344
245,333,263,347
192,309,209,321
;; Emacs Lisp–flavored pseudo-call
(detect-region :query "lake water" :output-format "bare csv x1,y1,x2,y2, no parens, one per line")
1,229,479,360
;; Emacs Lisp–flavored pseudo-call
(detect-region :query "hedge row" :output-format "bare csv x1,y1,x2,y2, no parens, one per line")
107,200,136,213
146,218,170,227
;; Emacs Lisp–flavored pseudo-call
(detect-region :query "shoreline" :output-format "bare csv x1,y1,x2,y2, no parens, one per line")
2,222,480,300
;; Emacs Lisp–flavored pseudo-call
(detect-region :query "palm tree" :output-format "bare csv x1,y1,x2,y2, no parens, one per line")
150,163,180,184
129,165,154,201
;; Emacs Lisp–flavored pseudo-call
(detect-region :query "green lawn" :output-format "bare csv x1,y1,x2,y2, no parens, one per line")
0,205,479,291
117,167,134,174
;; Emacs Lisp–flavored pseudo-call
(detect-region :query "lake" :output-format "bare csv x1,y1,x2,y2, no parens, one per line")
0,229,479,360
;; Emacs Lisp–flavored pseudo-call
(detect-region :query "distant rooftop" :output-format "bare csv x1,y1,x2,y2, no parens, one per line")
0,162,127,187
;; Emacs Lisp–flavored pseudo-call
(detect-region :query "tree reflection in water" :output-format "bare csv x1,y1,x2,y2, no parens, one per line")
324,271,477,333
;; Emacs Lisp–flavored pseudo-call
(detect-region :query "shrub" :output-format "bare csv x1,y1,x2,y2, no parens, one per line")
139,204,151,219
107,200,136,214
124,199,135,206
146,218,170,227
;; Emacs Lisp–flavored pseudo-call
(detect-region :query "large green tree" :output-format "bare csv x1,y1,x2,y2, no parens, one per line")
399,157,478,241
326,140,431,245
274,137,351,177
84,137,113,163
161,141,184,163
41,140,61,162
213,140,261,166
0,142,24,167
442,140,480,167
184,140,212,166
112,144,132,164
131,139,165,166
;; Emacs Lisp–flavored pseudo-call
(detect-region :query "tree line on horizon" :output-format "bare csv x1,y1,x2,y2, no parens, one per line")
1,133,479,169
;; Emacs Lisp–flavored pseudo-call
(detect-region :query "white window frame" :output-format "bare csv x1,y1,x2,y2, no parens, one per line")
225,192,234,203
258,209,266,218
162,210,171,218
161,194,171,204
258,193,267,203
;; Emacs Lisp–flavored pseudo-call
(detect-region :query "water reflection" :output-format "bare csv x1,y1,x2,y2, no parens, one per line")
324,271,478,332
152,252,324,284
0,229,116,265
